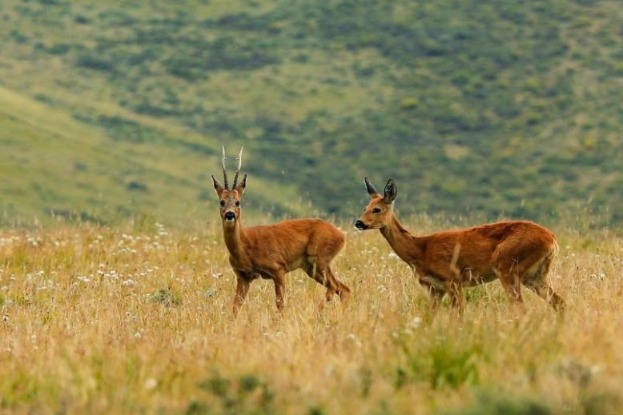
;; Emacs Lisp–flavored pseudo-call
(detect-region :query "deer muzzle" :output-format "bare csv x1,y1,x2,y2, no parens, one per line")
354,220,368,230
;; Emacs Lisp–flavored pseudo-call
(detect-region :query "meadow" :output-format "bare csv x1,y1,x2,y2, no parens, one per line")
2,1,622,413
1,217,622,414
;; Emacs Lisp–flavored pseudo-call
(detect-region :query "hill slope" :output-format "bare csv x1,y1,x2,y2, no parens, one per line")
1,0,622,226
0,86,309,226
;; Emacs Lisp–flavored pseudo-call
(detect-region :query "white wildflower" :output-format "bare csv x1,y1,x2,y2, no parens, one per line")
144,378,158,391
346,333,362,347
407,316,422,330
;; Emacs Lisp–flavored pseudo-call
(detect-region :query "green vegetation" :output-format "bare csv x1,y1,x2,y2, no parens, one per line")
1,0,622,226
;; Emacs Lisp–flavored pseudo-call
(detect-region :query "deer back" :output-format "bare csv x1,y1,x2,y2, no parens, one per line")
243,219,344,266
416,221,557,283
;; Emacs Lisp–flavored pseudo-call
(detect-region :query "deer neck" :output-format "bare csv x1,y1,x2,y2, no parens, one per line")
222,220,251,265
379,213,423,266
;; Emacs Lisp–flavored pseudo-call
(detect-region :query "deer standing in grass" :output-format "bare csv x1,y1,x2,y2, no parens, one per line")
212,147,350,315
354,177,564,312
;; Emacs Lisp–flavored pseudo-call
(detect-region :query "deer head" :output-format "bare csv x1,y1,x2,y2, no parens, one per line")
212,146,247,225
354,177,397,230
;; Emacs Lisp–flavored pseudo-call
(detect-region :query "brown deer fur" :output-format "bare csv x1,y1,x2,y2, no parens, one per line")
212,148,350,315
354,177,564,311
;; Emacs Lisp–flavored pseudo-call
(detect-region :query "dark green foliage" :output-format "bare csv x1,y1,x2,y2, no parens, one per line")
443,393,553,415
149,287,182,307
189,371,276,415
395,332,484,390
75,53,116,72
163,35,279,80
444,387,623,415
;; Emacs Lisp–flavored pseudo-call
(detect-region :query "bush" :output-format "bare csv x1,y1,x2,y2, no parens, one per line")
444,393,553,415
75,53,116,72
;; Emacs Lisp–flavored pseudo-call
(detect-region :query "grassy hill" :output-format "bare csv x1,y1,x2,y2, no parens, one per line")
0,86,310,227
1,0,622,227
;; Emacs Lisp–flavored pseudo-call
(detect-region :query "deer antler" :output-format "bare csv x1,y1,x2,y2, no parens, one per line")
221,146,229,190
232,147,244,189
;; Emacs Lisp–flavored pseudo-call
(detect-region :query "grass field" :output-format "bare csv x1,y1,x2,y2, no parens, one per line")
1,217,622,414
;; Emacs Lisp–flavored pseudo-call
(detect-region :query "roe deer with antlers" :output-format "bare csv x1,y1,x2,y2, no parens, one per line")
212,147,350,315
354,177,564,312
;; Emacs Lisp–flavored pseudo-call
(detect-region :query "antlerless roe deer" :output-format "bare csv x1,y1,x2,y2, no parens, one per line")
354,177,564,312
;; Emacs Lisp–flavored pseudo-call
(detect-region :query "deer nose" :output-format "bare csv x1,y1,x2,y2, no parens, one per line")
354,220,367,230
224,211,236,222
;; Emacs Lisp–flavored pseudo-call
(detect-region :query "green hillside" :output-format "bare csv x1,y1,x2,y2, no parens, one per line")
0,87,309,227
1,0,622,226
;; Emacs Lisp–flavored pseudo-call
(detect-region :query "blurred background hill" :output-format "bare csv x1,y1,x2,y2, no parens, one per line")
1,0,621,227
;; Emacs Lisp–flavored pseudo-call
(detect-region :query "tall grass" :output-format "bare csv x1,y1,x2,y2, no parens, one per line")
0,219,622,414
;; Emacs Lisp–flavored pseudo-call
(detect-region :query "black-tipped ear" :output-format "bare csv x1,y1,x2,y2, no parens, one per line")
383,178,397,203
235,174,247,195
212,175,225,196
364,177,380,197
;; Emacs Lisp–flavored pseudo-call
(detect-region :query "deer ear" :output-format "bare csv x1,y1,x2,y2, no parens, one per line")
212,175,225,197
383,178,397,203
364,177,380,198
235,174,247,195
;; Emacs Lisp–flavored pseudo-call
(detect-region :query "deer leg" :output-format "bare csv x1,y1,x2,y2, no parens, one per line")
321,272,335,302
446,280,465,314
420,276,446,309
429,288,445,309
492,243,525,306
524,281,565,311
497,269,524,304
522,255,565,311
419,286,445,322
496,271,528,316
305,261,336,302
331,268,351,303
324,267,350,303
273,271,286,311
306,234,347,302
307,263,350,304
233,274,251,316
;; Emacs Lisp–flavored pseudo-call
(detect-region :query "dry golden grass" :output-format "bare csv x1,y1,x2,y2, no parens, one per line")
1,219,622,414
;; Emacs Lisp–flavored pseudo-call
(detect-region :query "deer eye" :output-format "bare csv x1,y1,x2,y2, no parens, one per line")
235,201,240,207
372,207,382,214
220,200,225,207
